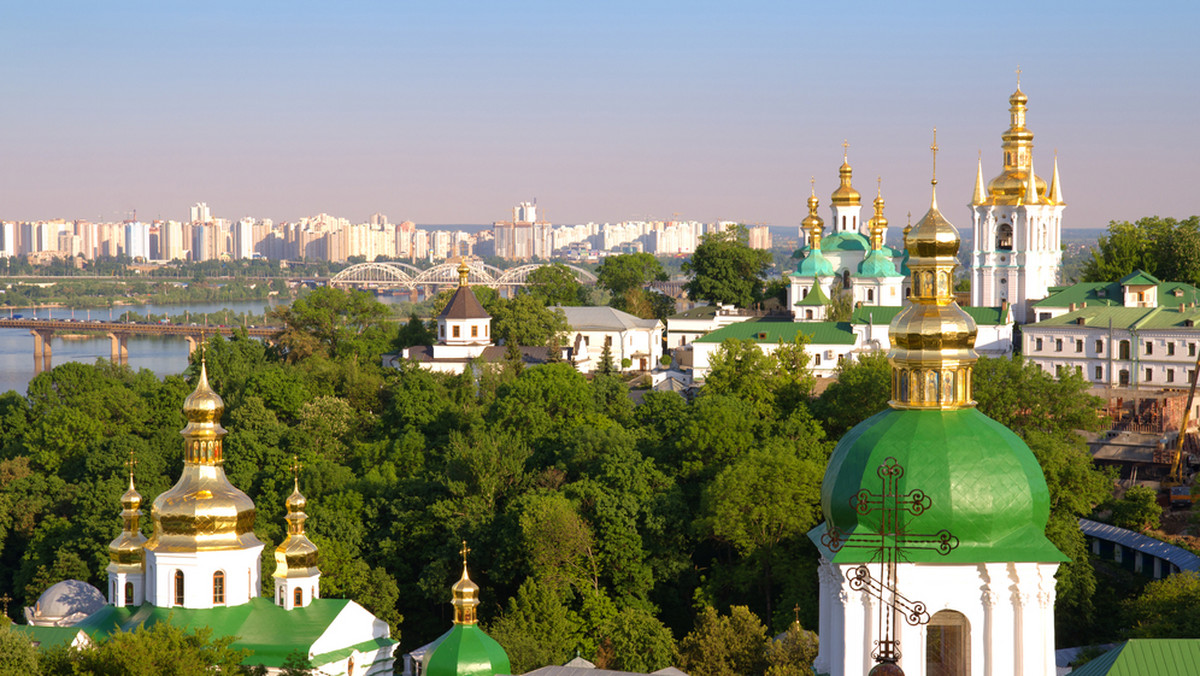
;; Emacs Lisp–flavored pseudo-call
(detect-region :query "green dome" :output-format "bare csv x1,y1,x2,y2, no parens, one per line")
796,249,835,277
813,408,1066,564
425,624,511,676
822,232,870,251
857,250,903,278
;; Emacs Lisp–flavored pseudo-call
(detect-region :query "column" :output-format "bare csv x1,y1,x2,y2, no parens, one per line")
31,329,54,373
185,335,198,355
108,332,129,366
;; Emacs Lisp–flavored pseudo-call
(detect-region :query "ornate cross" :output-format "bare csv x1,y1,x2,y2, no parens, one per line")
125,451,138,478
289,455,303,490
930,128,939,184
820,457,959,665
1015,65,1022,87
843,139,850,160
459,540,471,567
0,593,10,616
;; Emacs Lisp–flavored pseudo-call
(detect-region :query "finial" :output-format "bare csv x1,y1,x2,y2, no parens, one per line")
930,128,939,185
0,592,10,615
1015,65,1022,88
460,539,471,568
810,176,815,197
793,603,800,625
289,455,303,491
125,451,138,487
876,176,882,197
842,139,849,161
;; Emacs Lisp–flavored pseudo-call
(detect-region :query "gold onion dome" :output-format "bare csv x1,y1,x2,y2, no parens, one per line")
887,132,978,409
457,259,471,287
276,464,319,575
452,542,481,625
986,83,1046,204
145,355,262,553
802,179,825,246
830,145,861,206
109,457,147,567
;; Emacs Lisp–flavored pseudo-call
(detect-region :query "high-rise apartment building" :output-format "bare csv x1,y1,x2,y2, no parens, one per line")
494,200,552,260
0,222,14,257
124,222,152,260
190,202,212,224
233,218,255,260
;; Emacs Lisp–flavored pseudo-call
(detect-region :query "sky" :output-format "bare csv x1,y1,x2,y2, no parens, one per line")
0,1,1196,231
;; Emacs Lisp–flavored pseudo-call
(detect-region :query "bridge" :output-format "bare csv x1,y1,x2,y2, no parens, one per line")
328,261,598,291
0,319,280,373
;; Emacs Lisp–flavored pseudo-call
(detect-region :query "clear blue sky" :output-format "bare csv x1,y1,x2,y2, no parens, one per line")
1,1,1195,231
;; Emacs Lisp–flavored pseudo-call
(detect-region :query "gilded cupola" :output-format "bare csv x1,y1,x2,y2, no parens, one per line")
887,131,978,409
275,457,320,577
144,354,262,553
803,179,826,249
452,541,481,625
108,453,148,568
868,179,887,250
830,143,861,207
985,78,1047,205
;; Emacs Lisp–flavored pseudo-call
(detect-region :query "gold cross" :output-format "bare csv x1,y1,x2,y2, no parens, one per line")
125,451,138,479
809,176,816,196
460,540,471,566
0,593,10,615
1015,65,1022,87
793,603,800,625
930,128,939,184
842,139,850,160
289,455,303,481
877,176,882,196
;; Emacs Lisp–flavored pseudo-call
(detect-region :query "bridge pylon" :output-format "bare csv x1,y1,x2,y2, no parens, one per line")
30,329,54,373
107,332,130,366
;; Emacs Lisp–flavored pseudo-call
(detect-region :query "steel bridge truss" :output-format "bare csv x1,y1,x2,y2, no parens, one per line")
329,261,597,290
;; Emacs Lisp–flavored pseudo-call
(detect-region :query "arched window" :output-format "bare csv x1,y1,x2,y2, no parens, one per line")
926,609,970,676
996,223,1013,251
124,581,134,607
294,587,304,607
805,310,814,319
213,571,225,605
1119,340,1131,360
174,570,185,606
278,587,284,606
842,270,851,289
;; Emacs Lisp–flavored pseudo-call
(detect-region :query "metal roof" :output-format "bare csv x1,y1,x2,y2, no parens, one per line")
1078,518,1200,571
558,306,662,331
1069,639,1200,676
693,320,857,346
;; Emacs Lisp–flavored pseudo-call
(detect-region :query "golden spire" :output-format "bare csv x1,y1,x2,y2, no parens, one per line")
1023,153,1040,205
972,152,986,206
930,128,939,208
451,540,480,625
108,451,147,568
886,133,978,410
869,178,887,250
1048,151,1064,204
830,142,861,207
987,75,1044,204
275,455,319,580
145,350,261,554
457,259,471,287
803,177,825,249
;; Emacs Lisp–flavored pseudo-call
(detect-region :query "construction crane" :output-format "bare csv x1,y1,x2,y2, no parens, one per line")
1170,349,1200,485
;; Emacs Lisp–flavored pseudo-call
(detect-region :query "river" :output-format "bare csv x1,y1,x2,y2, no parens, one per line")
0,296,408,396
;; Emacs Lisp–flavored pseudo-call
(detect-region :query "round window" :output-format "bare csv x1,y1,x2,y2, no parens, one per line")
999,278,1007,285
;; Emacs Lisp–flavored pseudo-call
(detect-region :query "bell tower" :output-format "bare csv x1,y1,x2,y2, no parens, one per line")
969,74,1065,322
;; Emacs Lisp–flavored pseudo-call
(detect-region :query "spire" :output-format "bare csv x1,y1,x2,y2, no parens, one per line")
972,152,986,206
1023,153,1039,204
1048,151,1064,204
869,178,887,251
108,451,147,569
451,540,480,625
803,177,825,249
181,349,226,465
830,142,862,207
457,259,470,287
929,128,939,209
887,133,979,410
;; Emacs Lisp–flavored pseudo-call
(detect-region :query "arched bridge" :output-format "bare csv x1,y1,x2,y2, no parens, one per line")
328,261,598,291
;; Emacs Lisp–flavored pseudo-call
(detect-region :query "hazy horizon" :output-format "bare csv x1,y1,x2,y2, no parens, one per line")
2,3,1196,231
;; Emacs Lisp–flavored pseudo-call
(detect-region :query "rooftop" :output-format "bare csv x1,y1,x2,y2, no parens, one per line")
558,305,661,331
694,319,857,346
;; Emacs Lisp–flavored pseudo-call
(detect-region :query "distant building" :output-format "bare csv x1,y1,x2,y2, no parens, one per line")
558,305,664,372
494,201,552,260
747,225,772,250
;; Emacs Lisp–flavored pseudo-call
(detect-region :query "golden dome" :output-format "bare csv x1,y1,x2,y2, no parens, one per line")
452,541,481,624
887,135,978,410
985,84,1047,205
145,357,261,553
109,468,147,568
275,474,319,576
830,158,861,206
457,260,471,287
802,181,825,247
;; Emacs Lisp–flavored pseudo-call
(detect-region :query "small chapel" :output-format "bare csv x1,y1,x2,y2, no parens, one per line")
808,137,1065,676
71,357,396,674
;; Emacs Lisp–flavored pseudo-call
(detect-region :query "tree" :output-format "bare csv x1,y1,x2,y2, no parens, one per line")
824,286,853,322
488,294,570,347
1110,485,1162,531
527,264,584,306
1082,216,1200,285
683,226,772,308
596,253,667,298
395,313,436,350
0,623,39,675
764,622,819,676
268,287,391,362
1123,571,1200,638
677,605,769,676
813,351,892,438
67,622,251,675
489,578,584,674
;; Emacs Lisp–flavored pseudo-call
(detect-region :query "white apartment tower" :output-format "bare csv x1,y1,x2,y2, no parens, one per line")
190,202,212,224
969,84,1064,323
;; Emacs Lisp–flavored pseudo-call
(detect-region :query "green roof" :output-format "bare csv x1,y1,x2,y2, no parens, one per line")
961,305,1010,325
812,407,1067,564
845,305,1008,326
694,320,857,346
822,232,870,251
1034,277,1200,308
73,598,395,668
796,249,835,277
857,250,903,278
795,285,830,307
426,623,511,676
1070,639,1200,676
1032,305,1200,330
1120,269,1162,286
8,625,86,648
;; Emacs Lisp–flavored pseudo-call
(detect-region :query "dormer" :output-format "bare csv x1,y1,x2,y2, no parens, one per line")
1120,270,1160,308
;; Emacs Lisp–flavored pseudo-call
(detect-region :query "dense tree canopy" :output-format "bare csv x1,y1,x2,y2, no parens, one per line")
1082,216,1200,284
596,253,667,297
683,226,773,308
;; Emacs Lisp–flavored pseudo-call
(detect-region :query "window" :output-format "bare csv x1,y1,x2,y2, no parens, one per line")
1146,342,1153,356
814,354,821,366
1120,340,1131,360
294,588,303,607
125,581,134,607
213,571,225,604
439,324,444,337
996,223,1013,251
174,570,185,606
1146,368,1153,382
805,310,813,319
452,325,460,338
1095,366,1103,381
1138,291,1145,302
1055,339,1063,352
927,610,970,676
1096,340,1104,354
1035,338,1043,351
278,587,284,606
1120,370,1131,386
1192,343,1197,357
1076,339,1083,353
867,289,874,302
1168,369,1175,383
471,325,478,338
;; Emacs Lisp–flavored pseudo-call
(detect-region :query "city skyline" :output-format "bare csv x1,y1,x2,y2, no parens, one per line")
1,3,1196,230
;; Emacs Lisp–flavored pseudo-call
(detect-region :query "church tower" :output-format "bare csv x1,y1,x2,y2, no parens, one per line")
811,138,1065,676
830,143,864,236
143,356,265,609
106,454,147,607
970,80,1065,322
273,458,321,610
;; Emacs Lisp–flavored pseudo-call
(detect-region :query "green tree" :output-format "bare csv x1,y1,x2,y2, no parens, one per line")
395,313,436,350
1082,216,1200,285
68,622,251,675
596,253,667,298
683,226,772,308
488,294,569,347
1123,571,1200,638
824,286,853,322
677,605,769,676
0,623,40,675
813,351,892,438
764,622,819,676
1110,485,1162,531
527,264,584,306
268,287,392,362
489,578,584,674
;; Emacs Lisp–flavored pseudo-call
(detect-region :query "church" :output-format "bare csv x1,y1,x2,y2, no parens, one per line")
42,358,399,675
